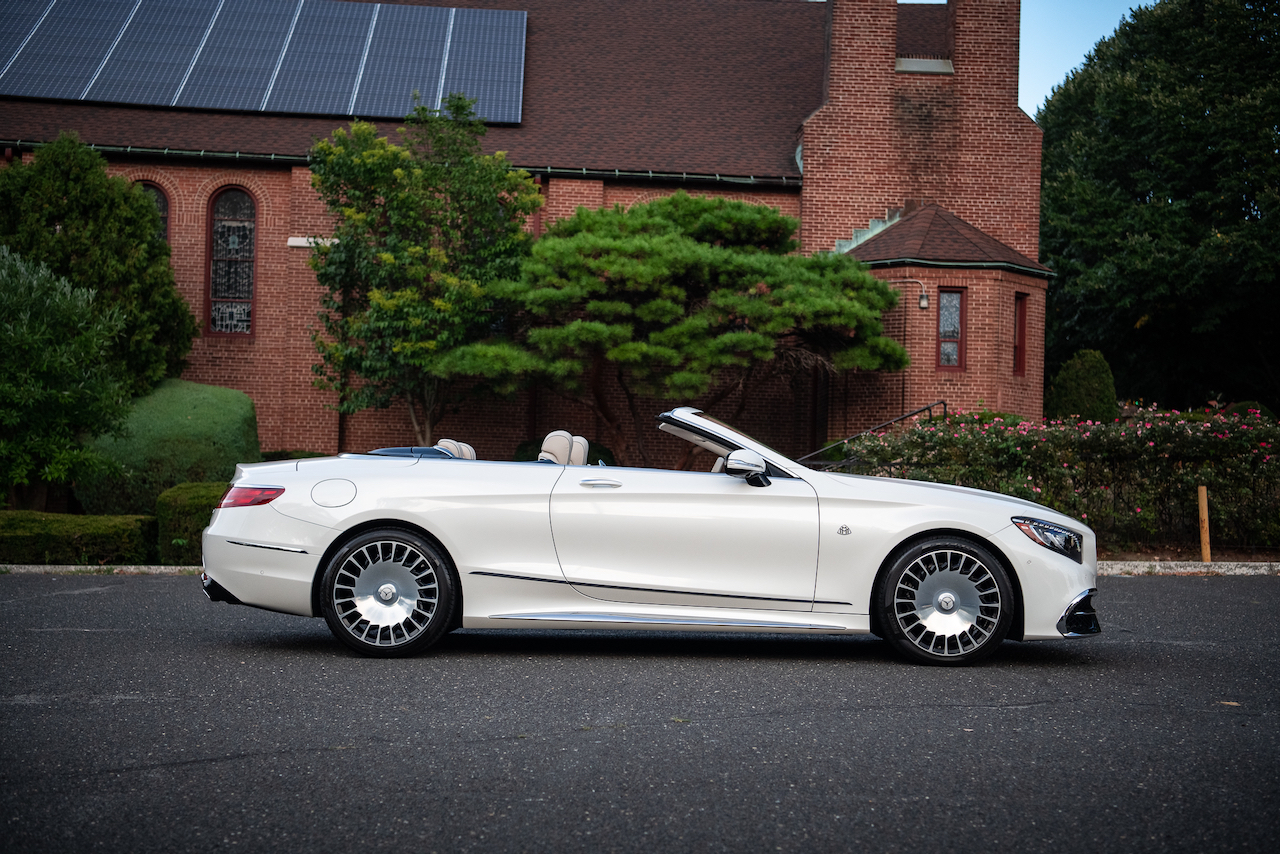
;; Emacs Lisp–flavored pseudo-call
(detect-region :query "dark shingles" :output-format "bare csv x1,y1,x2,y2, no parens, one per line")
0,0,827,178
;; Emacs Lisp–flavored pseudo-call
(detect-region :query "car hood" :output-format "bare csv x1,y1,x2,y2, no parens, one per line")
818,471,1086,530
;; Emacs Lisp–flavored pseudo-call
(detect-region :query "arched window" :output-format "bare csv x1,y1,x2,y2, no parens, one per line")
209,188,255,335
139,182,169,241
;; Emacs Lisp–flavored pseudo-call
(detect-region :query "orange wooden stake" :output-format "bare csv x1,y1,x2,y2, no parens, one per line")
1198,485,1212,564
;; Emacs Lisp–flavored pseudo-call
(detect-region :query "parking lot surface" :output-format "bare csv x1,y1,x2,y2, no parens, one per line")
2,574,1277,852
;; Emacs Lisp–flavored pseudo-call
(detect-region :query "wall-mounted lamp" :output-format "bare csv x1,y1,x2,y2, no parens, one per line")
889,278,930,311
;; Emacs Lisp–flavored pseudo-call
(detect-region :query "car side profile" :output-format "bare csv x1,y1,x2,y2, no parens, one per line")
201,407,1100,665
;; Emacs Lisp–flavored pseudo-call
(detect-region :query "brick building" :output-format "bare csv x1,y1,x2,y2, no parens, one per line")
1,0,1047,465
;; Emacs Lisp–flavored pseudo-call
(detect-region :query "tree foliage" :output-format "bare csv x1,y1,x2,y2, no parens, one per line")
1039,0,1280,412
478,192,908,466
0,133,198,396
1045,349,1120,423
308,94,542,445
0,247,131,507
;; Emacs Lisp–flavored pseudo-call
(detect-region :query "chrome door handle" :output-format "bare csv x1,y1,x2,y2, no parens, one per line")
578,478,622,488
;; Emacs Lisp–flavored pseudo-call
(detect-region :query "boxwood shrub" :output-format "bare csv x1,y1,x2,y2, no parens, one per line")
75,379,260,515
0,510,157,565
156,482,228,566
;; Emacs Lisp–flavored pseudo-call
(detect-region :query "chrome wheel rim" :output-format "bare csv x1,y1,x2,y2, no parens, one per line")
893,549,1001,657
331,540,439,647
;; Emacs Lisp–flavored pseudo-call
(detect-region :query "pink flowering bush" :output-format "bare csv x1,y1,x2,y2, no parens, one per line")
838,407,1280,547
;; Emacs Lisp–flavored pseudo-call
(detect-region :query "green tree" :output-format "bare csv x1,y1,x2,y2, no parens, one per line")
475,192,908,466
1039,0,1280,412
0,133,198,396
0,247,131,510
1045,349,1120,423
308,94,542,445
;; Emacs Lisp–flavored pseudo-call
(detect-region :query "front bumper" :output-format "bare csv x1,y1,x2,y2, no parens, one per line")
1056,588,1101,637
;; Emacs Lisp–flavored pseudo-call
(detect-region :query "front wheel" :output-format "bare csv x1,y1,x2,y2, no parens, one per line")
876,537,1013,666
319,529,457,657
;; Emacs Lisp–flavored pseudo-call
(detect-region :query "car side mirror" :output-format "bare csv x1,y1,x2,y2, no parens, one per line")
724,450,771,487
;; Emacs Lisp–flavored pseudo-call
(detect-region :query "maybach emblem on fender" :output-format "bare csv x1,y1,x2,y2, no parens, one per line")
836,525,852,535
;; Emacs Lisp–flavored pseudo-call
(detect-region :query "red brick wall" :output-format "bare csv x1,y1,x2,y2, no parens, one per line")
86,0,1045,463
800,0,1042,259
829,264,1047,440
108,161,341,454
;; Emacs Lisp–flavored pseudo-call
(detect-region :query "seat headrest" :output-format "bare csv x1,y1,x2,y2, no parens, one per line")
537,430,574,465
569,435,589,466
434,439,476,460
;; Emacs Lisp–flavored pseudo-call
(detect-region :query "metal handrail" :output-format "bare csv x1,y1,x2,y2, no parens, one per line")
796,401,948,467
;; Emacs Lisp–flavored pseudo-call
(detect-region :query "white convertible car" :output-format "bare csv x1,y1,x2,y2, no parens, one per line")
201,407,1100,665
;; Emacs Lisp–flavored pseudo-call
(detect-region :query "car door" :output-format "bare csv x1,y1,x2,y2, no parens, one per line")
549,467,819,611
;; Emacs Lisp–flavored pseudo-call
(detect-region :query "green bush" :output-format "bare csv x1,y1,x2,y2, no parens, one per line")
74,379,260,516
838,408,1280,548
1046,349,1119,423
0,510,157,565
156,482,228,566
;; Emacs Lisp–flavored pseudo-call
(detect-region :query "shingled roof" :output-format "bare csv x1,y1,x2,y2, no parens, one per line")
849,204,1051,277
0,0,829,179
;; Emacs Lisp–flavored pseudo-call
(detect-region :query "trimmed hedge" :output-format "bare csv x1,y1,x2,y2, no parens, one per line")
838,408,1280,547
1045,349,1119,423
0,510,157,565
156,482,227,566
75,379,260,515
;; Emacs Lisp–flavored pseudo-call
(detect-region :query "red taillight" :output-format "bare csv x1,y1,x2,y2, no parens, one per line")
218,486,285,508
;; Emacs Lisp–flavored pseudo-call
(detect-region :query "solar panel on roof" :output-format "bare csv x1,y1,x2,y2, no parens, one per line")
0,0,57,81
351,2,450,119
262,0,371,114
172,0,298,111
438,8,525,124
0,0,138,99
0,0,526,123
85,0,218,106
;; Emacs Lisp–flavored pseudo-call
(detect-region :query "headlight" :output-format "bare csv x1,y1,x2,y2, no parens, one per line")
1012,517,1083,564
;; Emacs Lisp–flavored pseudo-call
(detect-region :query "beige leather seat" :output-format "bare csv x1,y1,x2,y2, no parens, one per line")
537,430,574,464
569,435,588,466
435,439,476,460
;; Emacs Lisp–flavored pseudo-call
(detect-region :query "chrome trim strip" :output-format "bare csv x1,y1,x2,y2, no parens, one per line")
1056,588,1101,637
470,571,568,585
226,540,308,555
468,571,850,606
488,612,847,630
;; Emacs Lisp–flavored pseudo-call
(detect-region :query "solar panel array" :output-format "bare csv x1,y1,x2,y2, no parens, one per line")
0,0,526,122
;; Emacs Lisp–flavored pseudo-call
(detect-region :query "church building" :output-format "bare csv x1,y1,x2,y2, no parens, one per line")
1,0,1048,463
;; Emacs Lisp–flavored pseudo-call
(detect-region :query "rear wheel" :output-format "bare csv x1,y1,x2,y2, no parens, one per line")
319,529,456,657
877,537,1013,666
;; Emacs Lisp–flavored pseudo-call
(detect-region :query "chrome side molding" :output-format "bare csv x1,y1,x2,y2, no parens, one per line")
488,612,848,630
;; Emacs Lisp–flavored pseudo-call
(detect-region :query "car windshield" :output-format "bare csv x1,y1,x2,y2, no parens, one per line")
690,412,793,462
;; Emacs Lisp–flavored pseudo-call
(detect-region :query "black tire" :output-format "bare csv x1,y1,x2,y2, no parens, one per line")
319,528,457,658
876,537,1013,666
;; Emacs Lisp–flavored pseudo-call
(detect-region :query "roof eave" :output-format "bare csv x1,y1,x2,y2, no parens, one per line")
860,257,1054,279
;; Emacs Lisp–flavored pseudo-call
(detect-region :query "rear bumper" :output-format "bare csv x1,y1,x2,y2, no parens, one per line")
201,572,242,605
1056,588,1101,637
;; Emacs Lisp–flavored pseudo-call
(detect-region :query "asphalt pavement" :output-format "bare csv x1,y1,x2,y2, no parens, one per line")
2,573,1277,853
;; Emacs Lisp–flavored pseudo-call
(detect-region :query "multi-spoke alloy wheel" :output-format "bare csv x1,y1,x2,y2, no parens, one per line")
320,529,456,657
877,538,1013,665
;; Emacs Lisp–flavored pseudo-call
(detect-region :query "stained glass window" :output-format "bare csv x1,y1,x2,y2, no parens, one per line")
938,290,963,369
210,189,255,335
140,183,169,241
